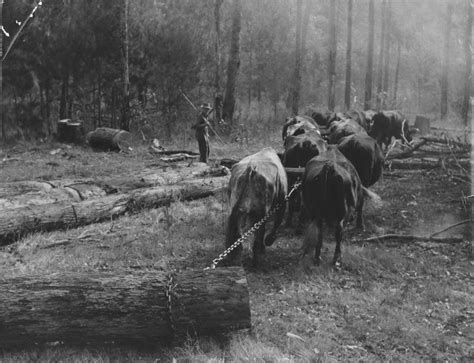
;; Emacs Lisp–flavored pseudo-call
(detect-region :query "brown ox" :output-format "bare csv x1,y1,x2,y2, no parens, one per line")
225,148,288,267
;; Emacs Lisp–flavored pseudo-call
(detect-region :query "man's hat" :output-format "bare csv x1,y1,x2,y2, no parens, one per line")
200,103,212,110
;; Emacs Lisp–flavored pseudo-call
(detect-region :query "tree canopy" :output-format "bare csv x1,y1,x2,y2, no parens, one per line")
1,0,471,141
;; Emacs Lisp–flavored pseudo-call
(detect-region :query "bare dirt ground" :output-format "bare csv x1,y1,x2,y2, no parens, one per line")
0,138,472,362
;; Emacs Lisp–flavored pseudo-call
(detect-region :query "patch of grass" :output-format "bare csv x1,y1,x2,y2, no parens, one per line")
0,140,472,361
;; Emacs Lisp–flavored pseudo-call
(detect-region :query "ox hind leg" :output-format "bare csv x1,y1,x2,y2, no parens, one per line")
252,222,266,267
355,196,365,230
303,219,323,265
265,199,286,246
333,220,344,268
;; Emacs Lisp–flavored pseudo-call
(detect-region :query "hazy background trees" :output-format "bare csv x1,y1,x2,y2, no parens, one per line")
1,0,471,143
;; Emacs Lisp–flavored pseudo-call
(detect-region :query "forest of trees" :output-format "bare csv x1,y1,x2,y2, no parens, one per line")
0,0,472,142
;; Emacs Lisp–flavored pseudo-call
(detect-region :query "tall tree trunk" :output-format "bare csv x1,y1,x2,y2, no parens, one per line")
59,71,69,119
222,0,242,128
461,0,472,126
0,0,4,143
214,0,224,124
364,0,375,110
291,0,303,115
45,78,51,135
327,0,337,111
301,0,312,59
440,4,453,120
120,0,131,131
344,0,353,110
376,0,386,110
97,58,102,129
382,0,391,108
393,41,401,105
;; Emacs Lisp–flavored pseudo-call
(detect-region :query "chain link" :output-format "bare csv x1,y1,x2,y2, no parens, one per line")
205,180,302,269
165,273,177,339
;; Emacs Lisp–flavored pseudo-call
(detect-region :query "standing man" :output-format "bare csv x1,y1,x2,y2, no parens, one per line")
192,102,212,163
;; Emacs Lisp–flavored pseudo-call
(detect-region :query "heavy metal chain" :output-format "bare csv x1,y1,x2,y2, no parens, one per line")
205,180,302,270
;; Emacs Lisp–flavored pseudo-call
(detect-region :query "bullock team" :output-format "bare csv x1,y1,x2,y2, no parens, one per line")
224,109,414,268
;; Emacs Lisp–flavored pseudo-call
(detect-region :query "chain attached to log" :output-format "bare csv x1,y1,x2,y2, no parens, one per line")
165,273,177,340
205,180,303,270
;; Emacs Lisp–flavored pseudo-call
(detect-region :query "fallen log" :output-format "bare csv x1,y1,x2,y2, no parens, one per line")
420,136,471,150
0,176,229,245
0,163,223,202
385,139,427,160
86,127,132,152
149,149,199,156
386,158,470,170
0,267,250,347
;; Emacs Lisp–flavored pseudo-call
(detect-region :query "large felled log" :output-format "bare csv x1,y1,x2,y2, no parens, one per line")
86,127,132,152
0,176,229,245
420,135,471,150
0,267,250,347
0,163,225,207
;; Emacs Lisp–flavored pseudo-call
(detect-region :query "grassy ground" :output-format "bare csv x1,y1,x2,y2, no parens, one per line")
0,134,472,362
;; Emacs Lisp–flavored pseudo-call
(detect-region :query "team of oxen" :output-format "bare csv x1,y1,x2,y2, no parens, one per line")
224,109,415,268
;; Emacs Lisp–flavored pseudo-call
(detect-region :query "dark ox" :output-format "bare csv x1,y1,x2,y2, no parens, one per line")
369,110,412,149
311,110,338,127
343,110,371,132
302,146,380,266
327,118,367,144
337,133,383,188
283,130,328,229
226,148,288,267
282,115,319,141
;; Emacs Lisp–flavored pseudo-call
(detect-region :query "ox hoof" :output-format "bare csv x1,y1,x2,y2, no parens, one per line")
332,260,342,270
264,234,276,246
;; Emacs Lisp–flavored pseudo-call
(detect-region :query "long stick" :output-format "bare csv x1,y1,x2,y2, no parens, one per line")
2,0,43,62
179,90,225,144
361,234,464,244
429,219,473,238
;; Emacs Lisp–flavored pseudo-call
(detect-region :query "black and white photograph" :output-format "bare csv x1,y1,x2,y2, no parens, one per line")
0,0,472,361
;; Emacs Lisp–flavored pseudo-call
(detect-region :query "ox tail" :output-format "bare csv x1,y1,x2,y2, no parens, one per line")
362,187,383,209
321,162,343,222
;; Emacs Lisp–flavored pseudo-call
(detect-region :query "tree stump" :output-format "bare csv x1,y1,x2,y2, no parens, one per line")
86,127,132,152
415,115,431,135
0,267,250,347
57,119,85,144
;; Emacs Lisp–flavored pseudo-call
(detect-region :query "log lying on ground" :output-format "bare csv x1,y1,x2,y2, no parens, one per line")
86,127,132,152
0,162,224,200
149,149,200,156
0,175,229,245
385,138,427,160
0,267,250,347
420,135,471,150
386,158,471,170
